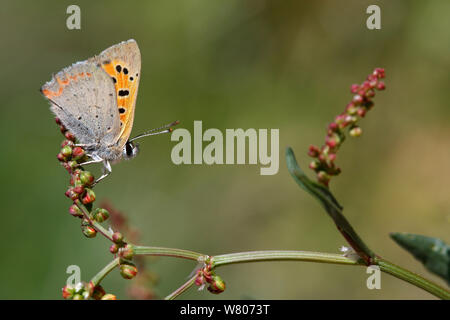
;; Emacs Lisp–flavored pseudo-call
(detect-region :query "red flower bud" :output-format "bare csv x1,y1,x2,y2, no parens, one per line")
61,140,74,148
307,145,320,157
350,84,359,93
65,187,79,201
352,94,364,105
65,131,76,141
357,107,367,117
112,232,124,244
81,188,96,204
62,285,75,299
109,243,119,254
73,185,85,195
92,285,106,300
373,68,385,78
120,264,138,279
57,153,68,162
72,147,85,161
69,204,83,218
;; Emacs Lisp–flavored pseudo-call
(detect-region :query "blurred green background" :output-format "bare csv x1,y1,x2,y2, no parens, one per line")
1,0,449,299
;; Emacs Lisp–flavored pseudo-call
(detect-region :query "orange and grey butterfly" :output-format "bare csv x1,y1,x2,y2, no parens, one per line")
41,39,177,184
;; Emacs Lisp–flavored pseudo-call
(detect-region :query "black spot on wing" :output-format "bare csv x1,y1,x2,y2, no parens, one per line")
118,89,129,97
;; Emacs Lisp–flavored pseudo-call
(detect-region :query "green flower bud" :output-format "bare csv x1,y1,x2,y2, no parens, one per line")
61,145,73,158
207,275,226,294
119,244,135,260
81,220,97,238
93,208,110,223
80,171,95,186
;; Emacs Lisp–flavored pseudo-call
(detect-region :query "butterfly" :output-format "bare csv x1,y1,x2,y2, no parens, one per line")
41,39,178,183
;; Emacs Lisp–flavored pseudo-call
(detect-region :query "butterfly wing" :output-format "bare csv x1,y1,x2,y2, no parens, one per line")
90,39,141,148
41,61,120,146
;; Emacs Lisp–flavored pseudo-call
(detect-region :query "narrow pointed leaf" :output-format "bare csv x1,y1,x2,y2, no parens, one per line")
286,147,374,263
391,232,450,285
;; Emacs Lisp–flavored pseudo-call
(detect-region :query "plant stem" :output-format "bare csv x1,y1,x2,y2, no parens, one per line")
375,258,450,300
90,258,120,286
165,275,197,300
132,246,450,299
213,250,363,267
134,246,204,261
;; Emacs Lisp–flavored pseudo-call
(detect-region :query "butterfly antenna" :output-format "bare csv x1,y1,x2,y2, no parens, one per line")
129,120,180,142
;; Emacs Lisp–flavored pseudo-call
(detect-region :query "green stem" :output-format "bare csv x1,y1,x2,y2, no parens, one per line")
165,275,197,300
132,246,449,299
134,246,204,261
375,258,450,300
213,250,362,267
90,258,120,286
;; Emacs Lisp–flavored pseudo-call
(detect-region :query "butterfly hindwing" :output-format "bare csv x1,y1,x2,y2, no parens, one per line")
41,61,120,146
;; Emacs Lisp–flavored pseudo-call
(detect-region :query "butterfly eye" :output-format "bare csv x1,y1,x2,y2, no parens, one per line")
123,141,139,160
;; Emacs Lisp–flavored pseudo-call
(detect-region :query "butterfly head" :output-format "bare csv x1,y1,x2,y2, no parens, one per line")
123,141,140,160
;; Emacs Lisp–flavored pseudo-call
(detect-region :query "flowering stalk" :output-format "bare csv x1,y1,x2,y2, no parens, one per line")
308,68,386,186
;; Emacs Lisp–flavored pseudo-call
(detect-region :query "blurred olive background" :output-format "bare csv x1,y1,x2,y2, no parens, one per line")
0,0,449,299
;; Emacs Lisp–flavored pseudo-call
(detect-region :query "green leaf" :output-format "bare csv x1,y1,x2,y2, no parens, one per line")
391,233,450,285
286,147,374,263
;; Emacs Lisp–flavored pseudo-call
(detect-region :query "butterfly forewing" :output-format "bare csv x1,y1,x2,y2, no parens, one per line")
90,39,141,148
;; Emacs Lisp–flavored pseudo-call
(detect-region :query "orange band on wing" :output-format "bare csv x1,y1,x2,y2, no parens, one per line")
42,72,91,99
100,59,138,140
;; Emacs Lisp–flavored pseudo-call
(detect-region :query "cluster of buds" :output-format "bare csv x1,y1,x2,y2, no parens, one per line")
56,118,125,298
308,68,386,186
194,257,226,294
62,281,115,300
109,233,138,280
56,118,115,238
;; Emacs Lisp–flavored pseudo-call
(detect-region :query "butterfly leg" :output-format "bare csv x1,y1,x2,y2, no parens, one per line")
77,154,103,167
92,160,112,185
